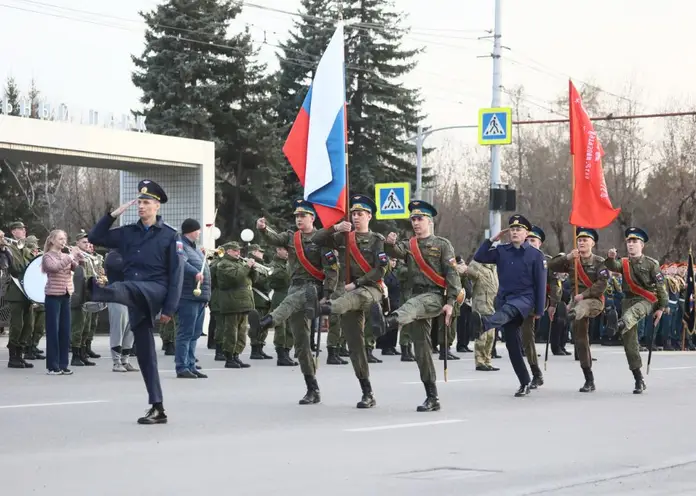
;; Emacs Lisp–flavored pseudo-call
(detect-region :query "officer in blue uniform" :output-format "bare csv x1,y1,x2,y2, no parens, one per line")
471,214,547,397
88,180,185,425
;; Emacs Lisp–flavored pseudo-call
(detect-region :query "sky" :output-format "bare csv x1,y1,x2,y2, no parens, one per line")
0,0,694,149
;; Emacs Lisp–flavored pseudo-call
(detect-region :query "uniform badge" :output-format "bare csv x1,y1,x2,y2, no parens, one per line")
543,259,548,269
378,252,388,266
141,187,147,194
448,257,457,268
176,240,184,255
324,251,337,265
599,268,610,279
655,272,664,284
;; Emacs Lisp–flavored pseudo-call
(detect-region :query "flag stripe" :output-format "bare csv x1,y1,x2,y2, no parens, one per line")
307,105,346,208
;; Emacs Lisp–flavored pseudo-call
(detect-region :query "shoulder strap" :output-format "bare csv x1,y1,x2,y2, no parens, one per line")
348,232,372,275
293,231,325,281
409,237,446,288
575,258,605,303
621,257,657,304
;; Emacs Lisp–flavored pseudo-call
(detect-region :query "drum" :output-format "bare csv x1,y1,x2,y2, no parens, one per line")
22,255,47,304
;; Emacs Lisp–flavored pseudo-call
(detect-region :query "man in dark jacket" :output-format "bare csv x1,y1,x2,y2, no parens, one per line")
175,219,211,378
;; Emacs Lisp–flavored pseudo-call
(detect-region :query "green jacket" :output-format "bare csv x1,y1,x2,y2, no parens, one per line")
268,256,290,309
209,257,221,313
216,255,257,314
251,254,271,310
605,255,668,308
5,244,35,303
465,261,498,316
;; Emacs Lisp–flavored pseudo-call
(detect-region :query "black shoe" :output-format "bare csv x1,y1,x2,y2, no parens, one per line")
81,347,96,366
605,309,619,337
19,347,34,368
579,368,595,392
369,302,386,338
276,347,298,367
356,378,376,409
224,352,241,369
60,368,73,375
381,347,397,356
234,354,251,368
515,384,531,397
439,349,460,360
137,405,167,425
192,369,208,378
214,344,226,361
338,346,350,357
299,375,321,405
249,344,264,360
249,311,274,333
164,342,175,356
456,345,473,353
258,347,273,359
416,382,440,412
400,345,415,362
86,340,101,358
7,345,25,368
530,365,544,389
326,347,347,365
176,369,197,378
632,368,646,394
71,347,86,366
366,347,382,363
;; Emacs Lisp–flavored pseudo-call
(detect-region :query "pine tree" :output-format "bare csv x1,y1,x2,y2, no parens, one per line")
4,77,20,116
131,0,283,237
274,0,430,225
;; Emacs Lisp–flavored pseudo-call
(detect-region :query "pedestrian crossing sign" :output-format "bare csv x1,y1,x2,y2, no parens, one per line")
375,182,410,220
478,107,512,146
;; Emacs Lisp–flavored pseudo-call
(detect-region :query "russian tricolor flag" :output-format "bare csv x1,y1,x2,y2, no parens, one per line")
283,23,347,228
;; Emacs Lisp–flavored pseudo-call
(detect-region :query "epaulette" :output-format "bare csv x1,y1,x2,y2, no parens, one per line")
593,253,606,263
550,253,565,261
645,256,660,266
162,222,177,232
373,232,385,241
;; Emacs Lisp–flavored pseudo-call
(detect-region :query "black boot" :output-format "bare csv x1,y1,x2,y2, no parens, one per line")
81,346,96,366
579,368,595,392
400,345,415,362
214,344,226,361
137,403,168,425
164,342,175,356
234,354,250,368
530,364,544,389
304,285,320,320
515,383,531,397
224,352,241,369
86,340,101,358
249,344,264,360
439,348,460,360
18,346,34,368
366,347,382,363
258,346,273,359
299,375,321,405
417,382,440,412
326,346,347,365
356,378,376,409
71,347,86,366
338,344,350,357
7,345,25,368
276,347,298,367
369,302,386,337
632,368,646,394
32,346,46,360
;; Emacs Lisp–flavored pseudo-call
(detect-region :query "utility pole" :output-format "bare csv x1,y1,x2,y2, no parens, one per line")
489,0,503,237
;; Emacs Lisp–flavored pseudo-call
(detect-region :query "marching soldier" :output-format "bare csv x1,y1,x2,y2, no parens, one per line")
248,244,273,360
5,220,36,368
307,194,389,409
251,199,338,405
374,200,462,412
216,241,257,369
471,215,546,397
521,225,562,388
604,227,668,394
547,228,608,392
268,246,298,366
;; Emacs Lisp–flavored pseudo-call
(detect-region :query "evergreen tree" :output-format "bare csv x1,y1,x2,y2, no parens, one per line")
4,76,20,116
275,0,430,226
131,0,283,237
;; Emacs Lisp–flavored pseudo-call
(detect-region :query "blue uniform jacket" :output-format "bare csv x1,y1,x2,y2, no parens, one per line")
473,239,546,318
88,214,185,319
104,250,125,283
180,236,211,302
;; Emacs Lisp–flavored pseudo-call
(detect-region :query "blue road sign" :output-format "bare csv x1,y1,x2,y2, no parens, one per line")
375,182,410,220
478,107,512,146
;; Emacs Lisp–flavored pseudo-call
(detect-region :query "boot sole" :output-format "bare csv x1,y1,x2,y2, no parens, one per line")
369,303,386,338
304,285,319,320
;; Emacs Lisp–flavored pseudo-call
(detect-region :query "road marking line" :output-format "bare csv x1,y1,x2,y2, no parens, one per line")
401,378,485,385
650,366,696,371
0,400,110,410
345,419,466,432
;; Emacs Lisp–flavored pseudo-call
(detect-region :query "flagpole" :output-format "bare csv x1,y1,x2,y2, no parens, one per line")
337,14,350,288
569,79,580,341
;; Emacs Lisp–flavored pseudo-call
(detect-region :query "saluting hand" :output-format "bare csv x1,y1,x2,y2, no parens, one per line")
256,217,267,230
491,228,509,242
386,232,398,245
111,199,137,218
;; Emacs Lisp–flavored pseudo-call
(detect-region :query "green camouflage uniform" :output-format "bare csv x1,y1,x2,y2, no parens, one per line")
269,256,293,350
465,261,498,368
249,248,272,347
5,243,36,365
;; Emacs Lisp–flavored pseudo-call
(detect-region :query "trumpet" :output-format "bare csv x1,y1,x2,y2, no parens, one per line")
242,257,273,275
4,237,25,250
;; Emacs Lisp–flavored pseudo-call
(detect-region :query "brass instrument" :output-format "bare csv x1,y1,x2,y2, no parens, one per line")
4,237,25,250
242,257,273,276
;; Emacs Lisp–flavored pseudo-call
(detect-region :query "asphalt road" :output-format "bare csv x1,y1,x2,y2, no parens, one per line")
1,334,695,496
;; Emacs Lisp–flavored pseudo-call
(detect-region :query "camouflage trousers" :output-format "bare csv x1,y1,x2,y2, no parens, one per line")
31,307,45,347
8,300,34,348
249,304,271,345
521,316,538,367
620,297,655,371
269,283,318,377
220,313,249,355
329,285,383,380
570,298,604,369
326,289,344,348
393,292,444,383
436,314,456,349
475,328,495,367
71,309,91,348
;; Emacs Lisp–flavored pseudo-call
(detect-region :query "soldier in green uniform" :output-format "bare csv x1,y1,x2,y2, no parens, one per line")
307,194,389,409
69,231,97,366
374,200,462,412
548,227,608,392
23,235,46,360
5,221,36,368
325,293,348,365
268,246,298,366
459,259,499,371
251,199,338,405
83,243,104,360
248,244,274,360
521,225,562,388
209,249,225,360
604,227,668,394
393,260,415,362
216,241,257,369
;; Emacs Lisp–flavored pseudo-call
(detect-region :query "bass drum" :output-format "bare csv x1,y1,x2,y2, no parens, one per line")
22,255,47,305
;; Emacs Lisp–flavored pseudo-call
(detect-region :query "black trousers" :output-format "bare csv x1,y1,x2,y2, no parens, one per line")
483,304,531,386
92,281,163,405
457,305,471,349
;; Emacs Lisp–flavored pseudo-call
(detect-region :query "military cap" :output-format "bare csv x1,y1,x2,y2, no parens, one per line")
75,229,88,241
408,200,438,218
221,241,241,251
350,194,377,215
293,199,316,216
24,235,39,249
576,227,599,242
625,227,648,243
249,244,264,253
9,221,25,230
508,214,532,231
526,225,545,243
137,179,168,204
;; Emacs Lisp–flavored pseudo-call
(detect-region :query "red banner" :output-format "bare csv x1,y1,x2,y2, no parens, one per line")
568,80,621,229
